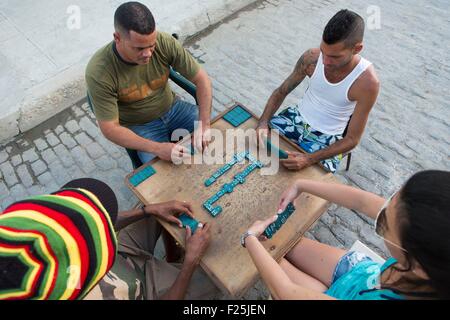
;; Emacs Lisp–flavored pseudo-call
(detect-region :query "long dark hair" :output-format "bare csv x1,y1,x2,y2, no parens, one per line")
386,170,450,299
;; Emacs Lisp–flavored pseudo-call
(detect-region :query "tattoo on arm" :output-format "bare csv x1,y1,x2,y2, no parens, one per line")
278,49,318,96
259,49,319,124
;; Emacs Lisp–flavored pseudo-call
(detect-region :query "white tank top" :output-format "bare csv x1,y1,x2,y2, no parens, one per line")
298,52,372,135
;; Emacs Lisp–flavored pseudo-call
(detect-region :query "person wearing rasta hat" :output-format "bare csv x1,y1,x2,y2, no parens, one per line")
0,178,218,300
0,178,118,300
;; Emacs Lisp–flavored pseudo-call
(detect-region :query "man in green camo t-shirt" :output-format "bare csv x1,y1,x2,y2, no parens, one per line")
85,1,213,164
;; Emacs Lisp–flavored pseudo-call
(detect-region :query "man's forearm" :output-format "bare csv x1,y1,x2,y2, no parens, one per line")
103,125,160,154
308,136,357,164
194,73,212,126
159,261,197,300
115,203,165,231
115,207,147,231
259,89,286,125
197,89,212,126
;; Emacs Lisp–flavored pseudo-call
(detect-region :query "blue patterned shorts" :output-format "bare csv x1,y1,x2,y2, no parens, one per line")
269,106,343,173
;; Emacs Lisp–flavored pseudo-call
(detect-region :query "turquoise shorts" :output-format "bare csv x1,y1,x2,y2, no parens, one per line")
331,251,373,284
325,252,403,300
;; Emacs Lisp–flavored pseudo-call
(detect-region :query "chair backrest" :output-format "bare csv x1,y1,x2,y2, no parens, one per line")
342,115,352,137
350,240,386,264
169,67,198,104
169,33,198,104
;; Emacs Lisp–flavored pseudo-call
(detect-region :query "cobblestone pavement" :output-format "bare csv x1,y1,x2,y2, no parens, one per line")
1,0,449,299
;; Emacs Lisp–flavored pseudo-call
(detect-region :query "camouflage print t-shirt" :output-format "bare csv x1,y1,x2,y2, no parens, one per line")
84,254,144,300
83,253,221,300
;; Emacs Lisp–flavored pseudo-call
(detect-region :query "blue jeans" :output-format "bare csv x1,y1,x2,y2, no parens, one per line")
129,99,199,163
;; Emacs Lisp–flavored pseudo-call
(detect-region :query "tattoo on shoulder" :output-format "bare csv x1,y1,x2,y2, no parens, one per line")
279,49,319,95
295,49,319,76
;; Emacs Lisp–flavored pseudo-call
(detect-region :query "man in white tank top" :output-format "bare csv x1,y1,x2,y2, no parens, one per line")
257,10,379,173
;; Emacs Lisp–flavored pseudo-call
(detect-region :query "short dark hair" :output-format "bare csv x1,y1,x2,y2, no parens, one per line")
114,2,155,36
322,9,365,47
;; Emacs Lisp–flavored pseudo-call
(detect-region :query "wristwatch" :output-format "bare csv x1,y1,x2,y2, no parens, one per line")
240,230,257,248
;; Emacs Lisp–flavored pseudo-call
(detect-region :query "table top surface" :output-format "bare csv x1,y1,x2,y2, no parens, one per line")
125,103,339,298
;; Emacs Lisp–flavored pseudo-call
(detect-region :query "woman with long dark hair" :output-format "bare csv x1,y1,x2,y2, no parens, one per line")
243,170,450,299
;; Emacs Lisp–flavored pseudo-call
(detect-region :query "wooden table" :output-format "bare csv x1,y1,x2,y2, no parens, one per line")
125,103,339,298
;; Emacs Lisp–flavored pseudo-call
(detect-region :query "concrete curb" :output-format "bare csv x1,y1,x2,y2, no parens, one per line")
0,0,257,145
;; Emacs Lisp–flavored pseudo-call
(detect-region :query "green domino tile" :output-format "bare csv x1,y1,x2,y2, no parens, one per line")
129,166,156,187
264,203,296,239
203,153,262,217
265,138,289,159
223,106,252,127
179,213,200,234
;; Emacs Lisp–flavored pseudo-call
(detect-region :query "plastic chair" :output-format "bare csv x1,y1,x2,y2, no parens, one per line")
350,240,385,264
341,116,352,171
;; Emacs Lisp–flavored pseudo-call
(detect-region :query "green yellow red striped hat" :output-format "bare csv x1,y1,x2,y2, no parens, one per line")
0,178,118,300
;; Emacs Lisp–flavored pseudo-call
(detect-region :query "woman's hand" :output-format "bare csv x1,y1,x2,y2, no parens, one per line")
278,181,302,213
247,215,279,241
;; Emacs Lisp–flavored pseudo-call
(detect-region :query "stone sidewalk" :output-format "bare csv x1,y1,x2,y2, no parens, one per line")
1,0,449,299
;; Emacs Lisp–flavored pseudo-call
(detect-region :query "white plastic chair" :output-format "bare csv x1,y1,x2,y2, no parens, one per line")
349,240,386,264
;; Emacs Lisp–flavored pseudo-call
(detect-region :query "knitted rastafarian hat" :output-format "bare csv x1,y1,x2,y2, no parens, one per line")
0,178,118,300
